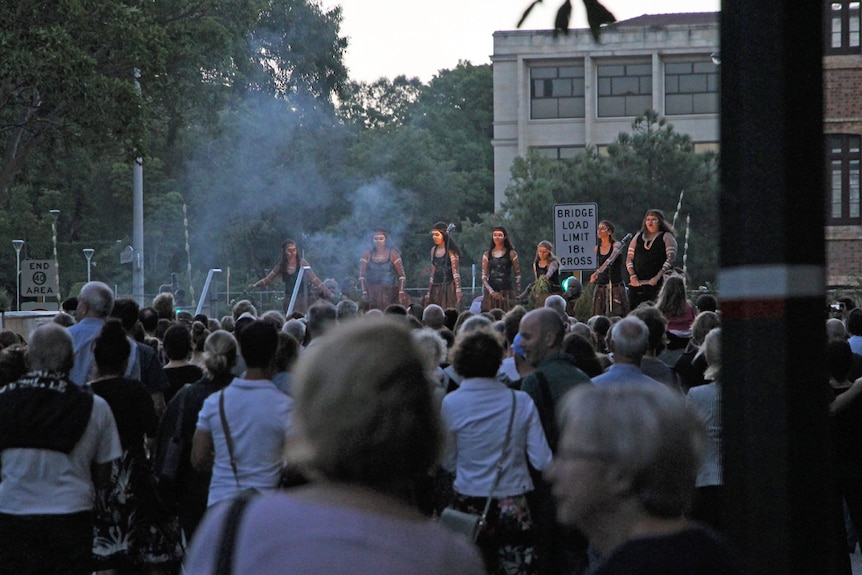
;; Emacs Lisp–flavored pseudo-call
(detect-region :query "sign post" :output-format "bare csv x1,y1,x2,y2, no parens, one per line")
554,203,598,271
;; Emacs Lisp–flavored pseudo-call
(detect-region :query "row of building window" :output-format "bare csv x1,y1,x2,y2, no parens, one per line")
530,58,719,120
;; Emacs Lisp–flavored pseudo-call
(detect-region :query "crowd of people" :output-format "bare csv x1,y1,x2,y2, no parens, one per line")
3,209,858,575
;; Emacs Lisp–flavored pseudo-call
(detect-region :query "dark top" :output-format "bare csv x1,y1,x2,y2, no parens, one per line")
632,232,669,280
595,245,625,284
282,259,312,296
366,250,397,285
164,364,204,404
593,525,745,575
535,262,561,292
90,376,157,456
486,249,515,291
520,353,591,453
432,252,454,285
138,341,170,395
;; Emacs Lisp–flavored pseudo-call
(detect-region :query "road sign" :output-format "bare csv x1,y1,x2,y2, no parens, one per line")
21,260,58,296
554,203,598,271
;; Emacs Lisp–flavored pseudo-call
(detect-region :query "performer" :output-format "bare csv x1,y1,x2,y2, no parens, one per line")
626,209,678,309
589,220,630,317
359,228,407,310
530,240,562,307
425,222,463,310
249,238,333,314
481,227,521,312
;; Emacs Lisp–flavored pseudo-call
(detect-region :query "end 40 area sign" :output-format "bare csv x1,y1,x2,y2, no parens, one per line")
554,203,597,271
21,260,58,296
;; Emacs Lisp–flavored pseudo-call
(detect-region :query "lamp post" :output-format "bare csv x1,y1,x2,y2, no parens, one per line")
12,240,23,311
83,248,94,282
49,210,61,305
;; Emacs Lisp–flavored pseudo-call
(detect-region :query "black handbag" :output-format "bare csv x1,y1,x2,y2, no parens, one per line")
440,389,516,542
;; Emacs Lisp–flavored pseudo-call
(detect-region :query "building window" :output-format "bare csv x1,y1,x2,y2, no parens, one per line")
826,1,861,54
828,134,861,224
531,146,586,160
664,59,719,115
530,65,586,119
596,60,652,118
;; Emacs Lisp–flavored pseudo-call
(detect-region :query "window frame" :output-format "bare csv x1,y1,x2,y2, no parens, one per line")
827,133,862,225
825,0,861,55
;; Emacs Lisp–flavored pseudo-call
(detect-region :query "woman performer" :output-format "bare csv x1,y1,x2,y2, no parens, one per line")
249,238,333,314
625,209,677,309
530,240,562,307
481,226,521,312
359,229,408,310
589,220,630,317
425,222,463,310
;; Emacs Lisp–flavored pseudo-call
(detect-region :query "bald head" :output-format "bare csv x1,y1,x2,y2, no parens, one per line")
519,308,567,367
28,323,74,374
827,318,848,341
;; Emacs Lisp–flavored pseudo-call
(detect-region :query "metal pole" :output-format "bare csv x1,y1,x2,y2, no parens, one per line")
132,68,145,306
49,210,61,307
12,240,23,311
83,249,94,283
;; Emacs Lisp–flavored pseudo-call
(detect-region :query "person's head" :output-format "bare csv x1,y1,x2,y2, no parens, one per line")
640,208,676,236
231,299,258,321
0,330,22,350
220,315,235,333
274,331,300,373
289,318,441,491
562,332,604,378
458,314,493,335
450,327,505,379
202,330,238,377
307,301,337,338
139,306,159,333
370,228,390,251
597,220,617,243
190,321,210,353
588,315,612,353
695,293,718,313
430,222,460,256
236,320,279,370
549,384,705,536
690,311,721,346
383,303,407,316
847,308,862,337
422,304,446,329
503,305,528,345
519,307,567,367
0,344,28,386
411,328,449,374
281,239,299,262
535,240,556,264
544,294,568,322
336,299,360,322
152,292,176,320
827,317,848,342
261,310,286,330
110,298,141,334
163,323,192,361
630,305,669,356
827,337,853,382
488,226,515,253
283,318,307,343
94,319,132,376
655,276,689,317
52,312,75,328
77,281,115,319
27,323,74,374
608,316,650,364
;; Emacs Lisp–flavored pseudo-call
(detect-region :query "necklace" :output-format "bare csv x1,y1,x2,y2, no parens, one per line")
643,233,657,250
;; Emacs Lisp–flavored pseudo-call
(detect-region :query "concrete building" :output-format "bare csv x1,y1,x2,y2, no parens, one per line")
493,5,862,287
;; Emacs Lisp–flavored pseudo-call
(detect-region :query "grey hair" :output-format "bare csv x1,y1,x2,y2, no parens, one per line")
27,323,74,374
202,330,238,376
283,318,306,342
458,314,493,335
78,281,114,318
411,328,448,373
610,316,650,361
559,383,705,517
544,294,568,321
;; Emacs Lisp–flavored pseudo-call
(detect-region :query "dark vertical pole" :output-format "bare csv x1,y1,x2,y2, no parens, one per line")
720,1,843,574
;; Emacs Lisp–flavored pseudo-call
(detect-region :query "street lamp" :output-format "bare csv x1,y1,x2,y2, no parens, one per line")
49,209,61,305
83,248,94,282
12,240,23,311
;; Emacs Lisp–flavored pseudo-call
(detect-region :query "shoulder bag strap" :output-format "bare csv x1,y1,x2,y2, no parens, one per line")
214,490,256,575
219,390,241,488
481,389,517,522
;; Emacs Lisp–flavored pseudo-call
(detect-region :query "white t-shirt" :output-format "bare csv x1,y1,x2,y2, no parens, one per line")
0,395,121,514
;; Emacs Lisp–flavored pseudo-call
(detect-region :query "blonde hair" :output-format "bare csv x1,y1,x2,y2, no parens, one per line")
289,318,441,489
202,330,238,376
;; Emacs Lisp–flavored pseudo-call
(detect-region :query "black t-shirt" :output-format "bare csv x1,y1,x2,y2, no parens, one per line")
593,525,745,575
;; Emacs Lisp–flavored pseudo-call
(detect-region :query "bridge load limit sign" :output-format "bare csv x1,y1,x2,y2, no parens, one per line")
21,259,58,296
554,203,597,271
